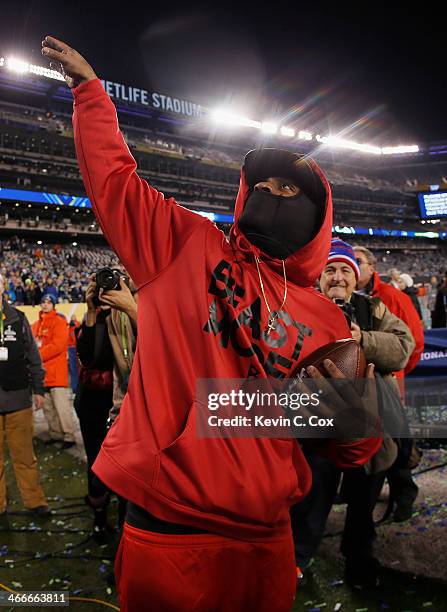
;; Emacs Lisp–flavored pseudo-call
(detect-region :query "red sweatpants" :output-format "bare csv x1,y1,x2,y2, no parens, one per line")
115,522,296,612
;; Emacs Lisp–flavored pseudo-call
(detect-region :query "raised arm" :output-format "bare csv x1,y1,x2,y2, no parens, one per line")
41,36,206,287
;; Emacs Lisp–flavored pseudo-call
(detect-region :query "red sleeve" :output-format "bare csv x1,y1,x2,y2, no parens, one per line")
401,298,424,374
387,292,424,374
376,285,424,375
323,436,382,469
72,79,207,287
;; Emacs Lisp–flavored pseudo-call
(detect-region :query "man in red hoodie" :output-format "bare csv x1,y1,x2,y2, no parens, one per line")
42,36,381,612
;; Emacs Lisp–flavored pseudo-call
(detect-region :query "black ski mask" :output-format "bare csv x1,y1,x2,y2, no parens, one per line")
238,189,321,260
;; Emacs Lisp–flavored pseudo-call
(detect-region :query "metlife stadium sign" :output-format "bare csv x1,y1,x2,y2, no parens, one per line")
100,79,203,117
0,58,203,119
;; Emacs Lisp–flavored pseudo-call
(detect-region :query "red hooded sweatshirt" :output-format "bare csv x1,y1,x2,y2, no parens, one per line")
371,272,424,375
72,79,381,541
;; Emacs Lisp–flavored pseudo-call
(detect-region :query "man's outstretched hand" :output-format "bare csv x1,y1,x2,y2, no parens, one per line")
41,36,97,89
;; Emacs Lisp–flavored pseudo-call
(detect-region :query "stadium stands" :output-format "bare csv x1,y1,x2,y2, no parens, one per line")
0,60,446,293
0,97,434,230
0,236,119,304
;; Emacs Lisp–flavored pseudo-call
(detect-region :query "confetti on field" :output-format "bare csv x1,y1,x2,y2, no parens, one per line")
334,605,342,612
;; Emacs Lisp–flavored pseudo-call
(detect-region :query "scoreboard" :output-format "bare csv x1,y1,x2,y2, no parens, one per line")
418,190,447,218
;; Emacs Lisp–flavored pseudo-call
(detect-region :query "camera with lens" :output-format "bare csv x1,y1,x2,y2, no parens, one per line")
93,267,129,306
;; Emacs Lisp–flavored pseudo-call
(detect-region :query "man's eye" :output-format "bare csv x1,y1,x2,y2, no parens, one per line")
281,183,294,190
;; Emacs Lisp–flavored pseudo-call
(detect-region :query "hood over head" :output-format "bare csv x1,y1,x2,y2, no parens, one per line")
231,148,333,287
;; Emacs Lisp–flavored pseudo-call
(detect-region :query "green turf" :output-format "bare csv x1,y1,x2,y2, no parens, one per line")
292,556,447,611
0,440,119,611
1,440,446,611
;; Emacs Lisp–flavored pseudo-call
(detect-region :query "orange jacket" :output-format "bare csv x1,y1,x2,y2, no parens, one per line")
32,310,69,387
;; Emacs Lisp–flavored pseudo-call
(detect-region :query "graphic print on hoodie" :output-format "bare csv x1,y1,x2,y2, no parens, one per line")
72,79,382,540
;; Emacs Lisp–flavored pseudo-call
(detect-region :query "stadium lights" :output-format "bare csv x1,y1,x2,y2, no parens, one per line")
382,145,419,155
298,131,313,141
261,122,278,134
2,54,421,156
280,126,295,137
210,109,261,129
1,56,64,82
37,240,42,245
210,108,418,155
6,57,29,73
317,135,382,155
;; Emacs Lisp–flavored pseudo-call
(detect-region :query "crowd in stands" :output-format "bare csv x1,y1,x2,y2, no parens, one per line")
1,236,446,325
341,236,445,280
0,236,119,305
377,250,443,279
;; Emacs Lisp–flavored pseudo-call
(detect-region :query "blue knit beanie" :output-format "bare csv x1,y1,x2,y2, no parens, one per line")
327,238,360,279
41,293,57,306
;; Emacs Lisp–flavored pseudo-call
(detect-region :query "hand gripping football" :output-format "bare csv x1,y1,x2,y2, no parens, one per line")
292,338,367,394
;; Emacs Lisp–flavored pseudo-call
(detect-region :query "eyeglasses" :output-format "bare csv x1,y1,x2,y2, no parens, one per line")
355,258,370,266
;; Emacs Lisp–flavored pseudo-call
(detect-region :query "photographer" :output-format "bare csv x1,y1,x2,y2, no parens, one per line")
75,269,137,533
292,239,415,588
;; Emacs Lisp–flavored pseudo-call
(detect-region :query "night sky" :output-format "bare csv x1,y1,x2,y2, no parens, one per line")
0,1,444,144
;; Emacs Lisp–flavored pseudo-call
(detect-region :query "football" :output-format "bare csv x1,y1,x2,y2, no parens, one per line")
291,338,367,392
